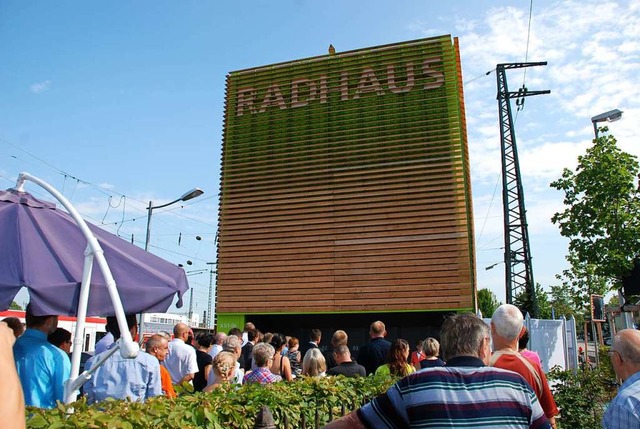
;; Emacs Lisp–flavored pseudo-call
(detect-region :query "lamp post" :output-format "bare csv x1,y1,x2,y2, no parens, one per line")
144,188,204,251
591,109,623,139
140,187,204,338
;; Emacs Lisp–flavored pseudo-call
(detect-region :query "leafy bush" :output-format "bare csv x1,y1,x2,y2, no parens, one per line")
26,375,396,429
548,347,618,429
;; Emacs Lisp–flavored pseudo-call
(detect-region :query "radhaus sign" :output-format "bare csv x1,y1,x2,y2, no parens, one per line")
235,57,445,117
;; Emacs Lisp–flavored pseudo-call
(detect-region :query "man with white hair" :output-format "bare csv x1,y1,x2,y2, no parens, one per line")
490,304,559,429
602,329,640,428
209,332,226,359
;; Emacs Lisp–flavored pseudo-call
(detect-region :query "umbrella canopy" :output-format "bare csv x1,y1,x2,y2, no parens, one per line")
0,188,189,317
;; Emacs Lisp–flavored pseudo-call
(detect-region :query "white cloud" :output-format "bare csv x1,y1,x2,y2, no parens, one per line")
29,80,51,94
452,0,640,291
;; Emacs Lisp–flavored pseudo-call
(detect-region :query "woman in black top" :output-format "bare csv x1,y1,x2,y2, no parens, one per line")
193,333,214,391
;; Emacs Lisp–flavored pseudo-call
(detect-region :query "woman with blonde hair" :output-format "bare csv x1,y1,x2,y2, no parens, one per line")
302,348,327,377
419,337,445,368
204,351,237,391
375,339,415,377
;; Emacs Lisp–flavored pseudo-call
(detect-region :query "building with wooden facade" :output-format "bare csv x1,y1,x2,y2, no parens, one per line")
216,35,476,347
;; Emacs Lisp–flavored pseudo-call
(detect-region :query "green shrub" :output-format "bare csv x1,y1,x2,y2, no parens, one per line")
26,375,396,429
548,347,618,429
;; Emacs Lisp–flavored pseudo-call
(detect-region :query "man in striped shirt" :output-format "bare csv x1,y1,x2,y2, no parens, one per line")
325,313,550,429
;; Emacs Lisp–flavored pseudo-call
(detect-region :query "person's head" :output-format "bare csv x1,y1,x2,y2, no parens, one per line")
333,344,352,364
243,321,255,332
387,339,411,376
106,314,138,341
246,329,257,342
173,323,190,342
369,321,386,338
610,329,640,382
422,337,440,358
158,331,172,341
25,303,58,334
303,348,327,376
287,336,299,351
222,334,242,358
146,334,170,362
270,333,287,352
262,332,274,344
331,330,348,348
415,339,423,352
48,327,72,353
518,328,530,351
310,329,322,344
440,313,491,363
213,351,237,383
214,332,227,345
491,304,524,349
186,328,195,345
228,327,242,340
2,317,24,338
197,333,214,351
253,342,276,367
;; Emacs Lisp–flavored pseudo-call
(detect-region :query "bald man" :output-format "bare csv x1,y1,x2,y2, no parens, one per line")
603,329,640,428
162,323,198,384
357,321,391,375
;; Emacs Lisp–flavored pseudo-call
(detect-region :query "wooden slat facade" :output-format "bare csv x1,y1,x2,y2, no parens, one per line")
217,35,476,317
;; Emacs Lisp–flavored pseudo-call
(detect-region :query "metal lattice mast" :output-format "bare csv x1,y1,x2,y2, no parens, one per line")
496,62,549,317
207,263,215,328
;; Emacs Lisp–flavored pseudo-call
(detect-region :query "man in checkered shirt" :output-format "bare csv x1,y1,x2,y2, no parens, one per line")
243,343,282,384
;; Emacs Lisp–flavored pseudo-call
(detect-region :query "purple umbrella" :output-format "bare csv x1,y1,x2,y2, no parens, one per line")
2,172,192,403
0,183,189,317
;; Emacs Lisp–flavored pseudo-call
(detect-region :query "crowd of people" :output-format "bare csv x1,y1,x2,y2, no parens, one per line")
4,303,640,428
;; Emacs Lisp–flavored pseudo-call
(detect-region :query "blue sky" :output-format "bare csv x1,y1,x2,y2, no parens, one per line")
1,0,638,315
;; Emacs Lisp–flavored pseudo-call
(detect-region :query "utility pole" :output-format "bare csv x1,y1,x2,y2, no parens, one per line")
496,62,550,317
206,262,215,328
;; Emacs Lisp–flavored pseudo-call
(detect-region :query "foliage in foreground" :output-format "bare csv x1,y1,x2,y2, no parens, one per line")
548,348,617,429
26,375,396,429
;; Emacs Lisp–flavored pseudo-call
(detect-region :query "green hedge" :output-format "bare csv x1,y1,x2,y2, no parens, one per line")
26,375,397,429
547,346,618,429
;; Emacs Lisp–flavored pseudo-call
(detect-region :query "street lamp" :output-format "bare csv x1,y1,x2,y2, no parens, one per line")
591,109,623,139
140,188,203,339
144,188,204,251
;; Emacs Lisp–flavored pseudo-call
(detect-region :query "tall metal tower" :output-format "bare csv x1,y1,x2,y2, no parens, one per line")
496,62,549,317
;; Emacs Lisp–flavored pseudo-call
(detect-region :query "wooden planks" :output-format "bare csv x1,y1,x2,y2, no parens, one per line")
217,35,475,315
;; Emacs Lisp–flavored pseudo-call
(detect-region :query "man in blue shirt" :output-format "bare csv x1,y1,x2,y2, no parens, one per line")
13,304,70,408
602,329,640,428
84,314,162,403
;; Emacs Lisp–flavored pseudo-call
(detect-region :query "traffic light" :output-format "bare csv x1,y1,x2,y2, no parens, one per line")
591,294,605,322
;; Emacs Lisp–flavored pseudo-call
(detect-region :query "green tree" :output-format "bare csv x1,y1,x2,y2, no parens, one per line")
551,128,640,289
554,251,609,322
477,288,500,317
9,301,22,310
513,283,552,319
547,283,579,321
